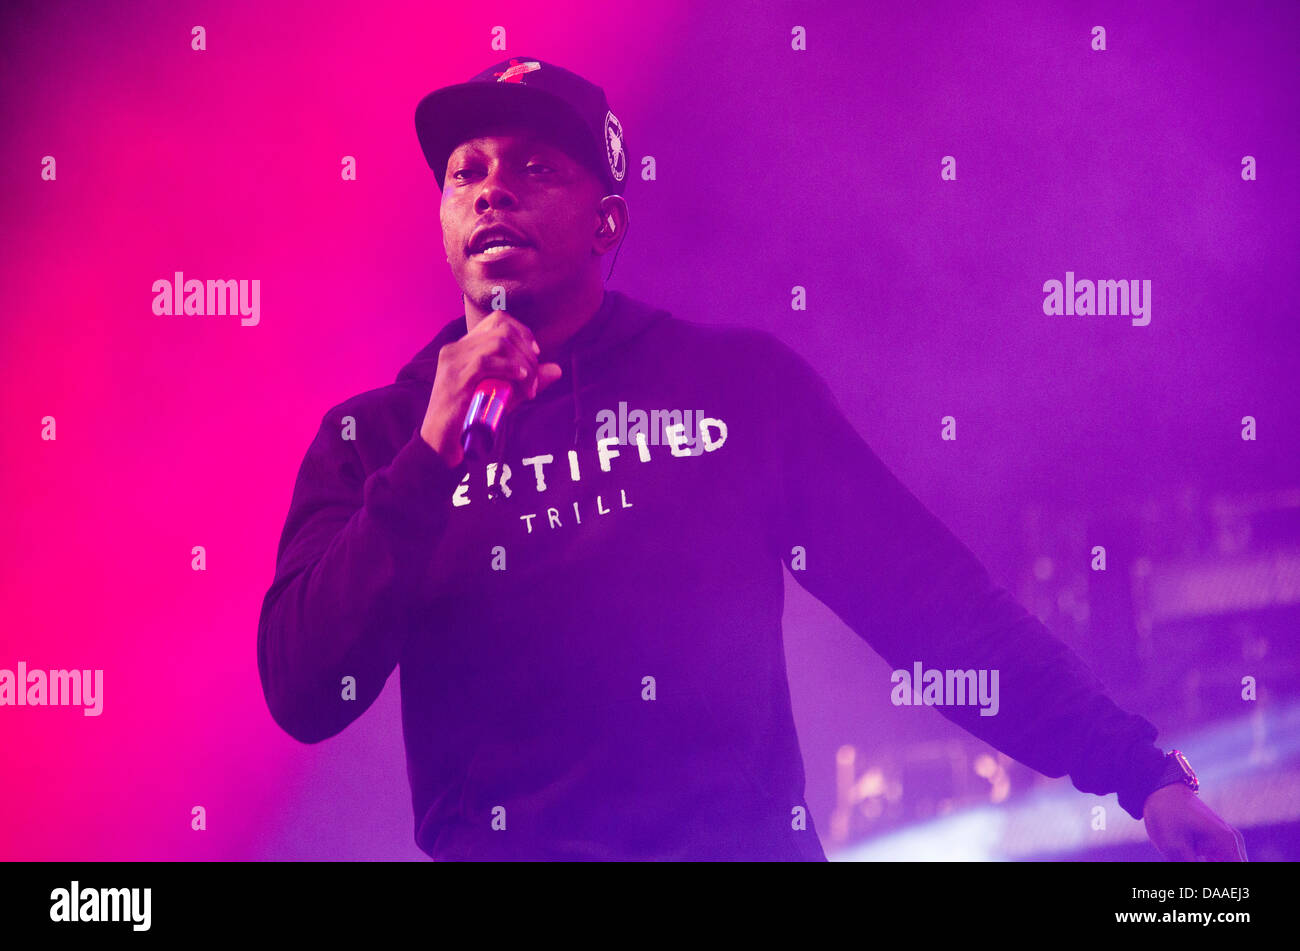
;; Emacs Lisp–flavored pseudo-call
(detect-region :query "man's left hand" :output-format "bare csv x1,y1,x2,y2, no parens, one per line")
1142,783,1248,861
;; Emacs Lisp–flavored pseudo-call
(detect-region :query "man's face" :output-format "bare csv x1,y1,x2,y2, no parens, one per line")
440,127,605,312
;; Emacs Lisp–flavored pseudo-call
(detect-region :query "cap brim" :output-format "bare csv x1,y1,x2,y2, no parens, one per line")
415,81,599,188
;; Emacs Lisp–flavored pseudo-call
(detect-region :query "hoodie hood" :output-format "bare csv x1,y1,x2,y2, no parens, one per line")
395,289,668,455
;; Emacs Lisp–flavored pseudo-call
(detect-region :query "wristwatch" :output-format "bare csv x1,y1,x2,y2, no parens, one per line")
1152,749,1199,794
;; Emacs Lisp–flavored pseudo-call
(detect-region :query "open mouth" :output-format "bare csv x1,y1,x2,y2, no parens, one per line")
469,242,534,261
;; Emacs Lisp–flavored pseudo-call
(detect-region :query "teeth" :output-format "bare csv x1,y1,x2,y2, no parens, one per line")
475,243,521,256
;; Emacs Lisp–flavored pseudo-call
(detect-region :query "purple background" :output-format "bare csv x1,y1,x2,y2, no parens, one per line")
1,0,1296,860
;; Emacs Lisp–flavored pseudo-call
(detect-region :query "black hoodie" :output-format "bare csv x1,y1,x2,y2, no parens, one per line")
257,288,1170,861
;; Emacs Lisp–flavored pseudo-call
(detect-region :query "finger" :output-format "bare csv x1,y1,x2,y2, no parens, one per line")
500,313,542,359
518,362,563,402
468,355,533,398
485,314,541,373
488,328,538,383
482,309,542,363
535,362,564,394
1193,827,1242,862
459,324,536,398
470,311,535,373
1207,828,1248,862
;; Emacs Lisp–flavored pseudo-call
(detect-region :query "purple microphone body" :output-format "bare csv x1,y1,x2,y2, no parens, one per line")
461,378,514,459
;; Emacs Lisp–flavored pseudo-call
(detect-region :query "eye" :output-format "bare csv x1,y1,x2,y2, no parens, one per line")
526,162,554,173
450,168,476,182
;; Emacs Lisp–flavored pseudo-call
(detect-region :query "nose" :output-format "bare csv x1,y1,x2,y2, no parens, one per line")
474,165,519,213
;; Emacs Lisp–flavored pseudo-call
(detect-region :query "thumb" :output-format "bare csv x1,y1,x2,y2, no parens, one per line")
536,362,564,393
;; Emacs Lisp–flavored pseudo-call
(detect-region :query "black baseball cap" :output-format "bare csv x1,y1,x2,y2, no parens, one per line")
415,56,628,195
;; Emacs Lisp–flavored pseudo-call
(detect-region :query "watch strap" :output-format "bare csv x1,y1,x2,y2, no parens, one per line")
1152,748,1199,795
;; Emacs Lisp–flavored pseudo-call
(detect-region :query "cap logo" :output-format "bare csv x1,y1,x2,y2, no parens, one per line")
493,59,542,83
604,110,626,183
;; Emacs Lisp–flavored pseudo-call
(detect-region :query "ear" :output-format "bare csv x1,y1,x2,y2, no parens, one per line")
594,195,629,254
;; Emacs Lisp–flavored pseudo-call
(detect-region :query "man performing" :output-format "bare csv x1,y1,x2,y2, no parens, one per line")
257,56,1245,862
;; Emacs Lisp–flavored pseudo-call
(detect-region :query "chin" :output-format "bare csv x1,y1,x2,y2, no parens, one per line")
470,275,545,309
461,282,521,312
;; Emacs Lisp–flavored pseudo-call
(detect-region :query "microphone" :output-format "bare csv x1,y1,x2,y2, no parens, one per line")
460,378,514,460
